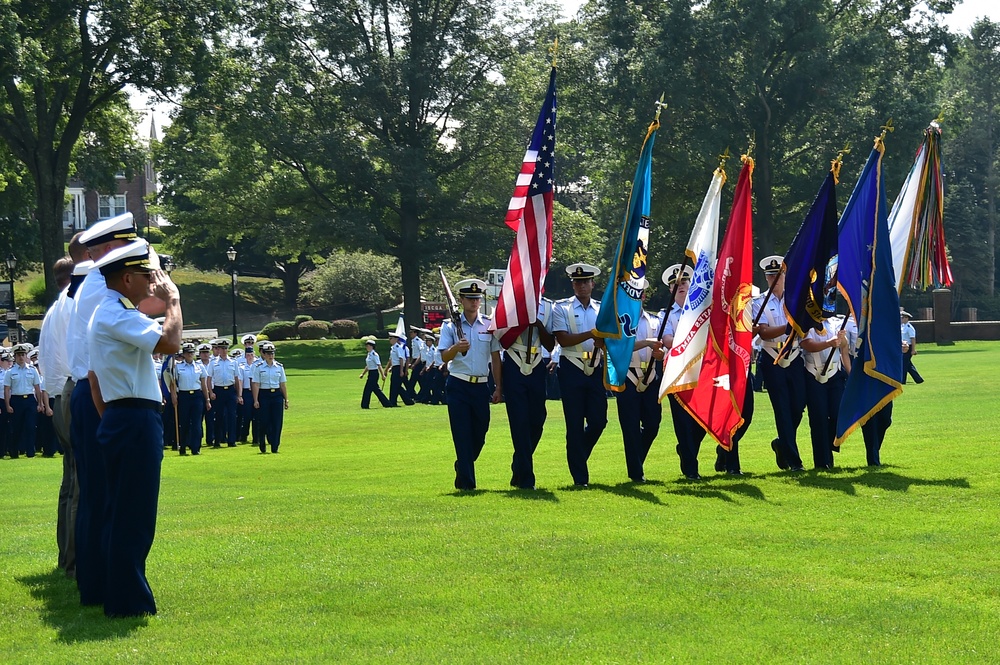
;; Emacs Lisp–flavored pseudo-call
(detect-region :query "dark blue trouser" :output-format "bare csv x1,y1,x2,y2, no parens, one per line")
862,402,892,466
557,359,608,485
10,394,38,457
805,370,846,469
98,404,163,617
616,378,661,481
213,386,238,446
669,393,706,478
902,350,923,384
717,376,755,473
758,355,806,469
204,395,217,446
425,368,442,404
257,389,284,452
408,361,424,400
71,378,106,606
240,389,258,443
362,371,390,408
503,354,547,489
446,376,491,489
38,396,59,456
177,391,204,454
389,367,412,405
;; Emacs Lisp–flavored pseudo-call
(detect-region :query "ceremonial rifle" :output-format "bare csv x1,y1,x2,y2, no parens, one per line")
439,267,467,356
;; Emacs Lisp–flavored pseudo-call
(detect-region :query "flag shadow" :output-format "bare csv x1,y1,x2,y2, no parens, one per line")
16,570,147,642
788,465,971,496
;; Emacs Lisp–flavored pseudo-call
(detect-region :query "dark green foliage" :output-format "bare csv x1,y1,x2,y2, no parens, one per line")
260,320,298,341
328,319,360,340
297,319,329,339
294,315,314,325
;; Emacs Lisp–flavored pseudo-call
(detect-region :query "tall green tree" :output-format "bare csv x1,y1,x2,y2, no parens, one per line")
0,0,236,302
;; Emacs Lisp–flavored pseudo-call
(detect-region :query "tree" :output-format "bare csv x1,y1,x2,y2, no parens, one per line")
301,250,402,331
0,0,236,302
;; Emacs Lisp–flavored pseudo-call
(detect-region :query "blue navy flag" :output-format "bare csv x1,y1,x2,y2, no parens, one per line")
835,138,903,446
594,114,659,391
783,171,839,337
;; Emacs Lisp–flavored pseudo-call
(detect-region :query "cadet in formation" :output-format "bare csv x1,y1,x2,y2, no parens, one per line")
238,334,260,445
387,330,412,406
438,279,502,490
173,341,209,455
209,339,241,447
198,343,216,447
800,313,851,469
252,341,289,453
359,336,391,409
3,343,44,458
552,263,606,487
752,256,806,472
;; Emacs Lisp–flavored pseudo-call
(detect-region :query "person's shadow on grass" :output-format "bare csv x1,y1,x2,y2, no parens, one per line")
788,465,971,496
586,482,665,505
16,569,147,642
445,488,560,502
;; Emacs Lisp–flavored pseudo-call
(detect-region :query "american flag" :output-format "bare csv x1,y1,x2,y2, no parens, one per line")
491,67,556,348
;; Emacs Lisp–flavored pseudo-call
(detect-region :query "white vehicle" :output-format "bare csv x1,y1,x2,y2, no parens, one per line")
484,268,506,301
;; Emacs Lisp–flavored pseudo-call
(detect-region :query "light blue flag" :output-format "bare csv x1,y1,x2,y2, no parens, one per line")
835,137,903,446
594,116,659,391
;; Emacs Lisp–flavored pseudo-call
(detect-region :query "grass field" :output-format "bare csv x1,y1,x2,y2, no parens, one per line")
2,341,999,663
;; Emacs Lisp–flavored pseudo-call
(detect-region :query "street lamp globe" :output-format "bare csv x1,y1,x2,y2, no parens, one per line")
226,246,237,263
5,253,16,275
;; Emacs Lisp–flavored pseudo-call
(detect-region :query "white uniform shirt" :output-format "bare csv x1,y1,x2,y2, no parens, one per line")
210,356,239,387
4,363,41,395
67,271,109,381
87,292,162,402
38,286,73,394
803,315,846,380
661,303,682,342
175,360,205,391
389,341,407,367
551,296,600,356
410,337,425,364
631,309,662,367
438,312,499,377
252,361,287,389
752,293,798,361
901,322,916,346
366,350,382,370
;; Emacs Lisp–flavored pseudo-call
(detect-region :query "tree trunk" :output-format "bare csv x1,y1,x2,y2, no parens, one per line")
755,130,776,258
280,270,300,307
34,167,68,306
375,308,385,333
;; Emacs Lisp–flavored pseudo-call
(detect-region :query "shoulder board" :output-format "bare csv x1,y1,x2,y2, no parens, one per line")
555,297,574,304
119,297,136,310
274,361,283,367
481,313,492,321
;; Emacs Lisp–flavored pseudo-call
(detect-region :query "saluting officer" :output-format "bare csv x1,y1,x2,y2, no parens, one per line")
439,279,502,490
501,297,555,490
87,238,182,617
4,343,44,458
552,263,606,487
660,264,707,480
752,256,806,472
800,313,851,469
173,342,210,455
616,281,662,483
252,341,288,453
209,339,241,447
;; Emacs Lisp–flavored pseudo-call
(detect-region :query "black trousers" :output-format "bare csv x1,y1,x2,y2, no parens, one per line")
361,370,390,408
447,377,491,490
557,359,607,485
758,355,806,469
503,354,547,489
616,378,661,481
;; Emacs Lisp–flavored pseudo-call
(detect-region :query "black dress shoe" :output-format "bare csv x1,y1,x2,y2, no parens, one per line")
685,473,702,480
789,466,804,472
771,439,789,470
726,470,745,476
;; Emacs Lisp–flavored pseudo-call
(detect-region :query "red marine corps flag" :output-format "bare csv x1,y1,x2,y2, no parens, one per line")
490,66,556,348
677,156,755,449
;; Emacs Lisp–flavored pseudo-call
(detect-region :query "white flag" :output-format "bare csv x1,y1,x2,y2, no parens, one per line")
887,139,926,294
659,169,724,399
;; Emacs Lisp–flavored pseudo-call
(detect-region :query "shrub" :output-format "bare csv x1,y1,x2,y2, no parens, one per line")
27,277,47,307
143,226,167,243
294,314,314,325
329,319,360,339
298,320,329,340
260,320,298,341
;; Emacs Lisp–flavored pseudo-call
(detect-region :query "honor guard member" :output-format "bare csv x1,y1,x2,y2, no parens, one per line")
198,343,217,447
360,336,392,408
238,335,259,443
387,331,413,406
88,239,182,616
209,339,241,447
844,316,892,466
660,263,707,479
552,263,607,487
173,342,209,455
68,212,138,606
439,279,502,490
4,344,43,458
751,256,806,472
900,310,923,384
501,297,555,490
252,341,288,453
800,314,851,469
616,282,662,483
407,326,426,402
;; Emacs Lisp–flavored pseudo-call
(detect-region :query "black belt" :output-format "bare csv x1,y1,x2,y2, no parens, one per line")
106,398,162,412
217,385,233,390
181,390,198,394
12,394,33,399
263,388,279,393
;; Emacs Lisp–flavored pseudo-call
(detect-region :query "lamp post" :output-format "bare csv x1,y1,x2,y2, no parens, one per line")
226,246,238,345
5,253,18,344
162,256,175,276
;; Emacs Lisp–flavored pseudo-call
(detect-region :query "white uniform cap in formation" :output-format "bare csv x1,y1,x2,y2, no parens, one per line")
12,343,33,355
72,260,94,276
242,334,257,345
661,264,693,286
565,263,601,280
230,348,243,358
759,255,783,274
455,278,487,298
93,239,153,276
79,212,138,247
197,343,212,352
28,348,39,359
259,342,276,352
0,348,11,360
900,310,912,318
388,330,405,339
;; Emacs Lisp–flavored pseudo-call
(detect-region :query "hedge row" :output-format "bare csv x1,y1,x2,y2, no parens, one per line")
259,318,361,341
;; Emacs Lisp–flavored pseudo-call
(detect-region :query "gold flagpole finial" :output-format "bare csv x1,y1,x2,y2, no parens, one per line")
831,143,851,184
550,37,559,68
653,93,667,123
746,132,756,158
718,147,731,169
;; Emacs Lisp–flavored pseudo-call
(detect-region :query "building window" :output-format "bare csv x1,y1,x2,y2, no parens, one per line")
98,194,127,219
